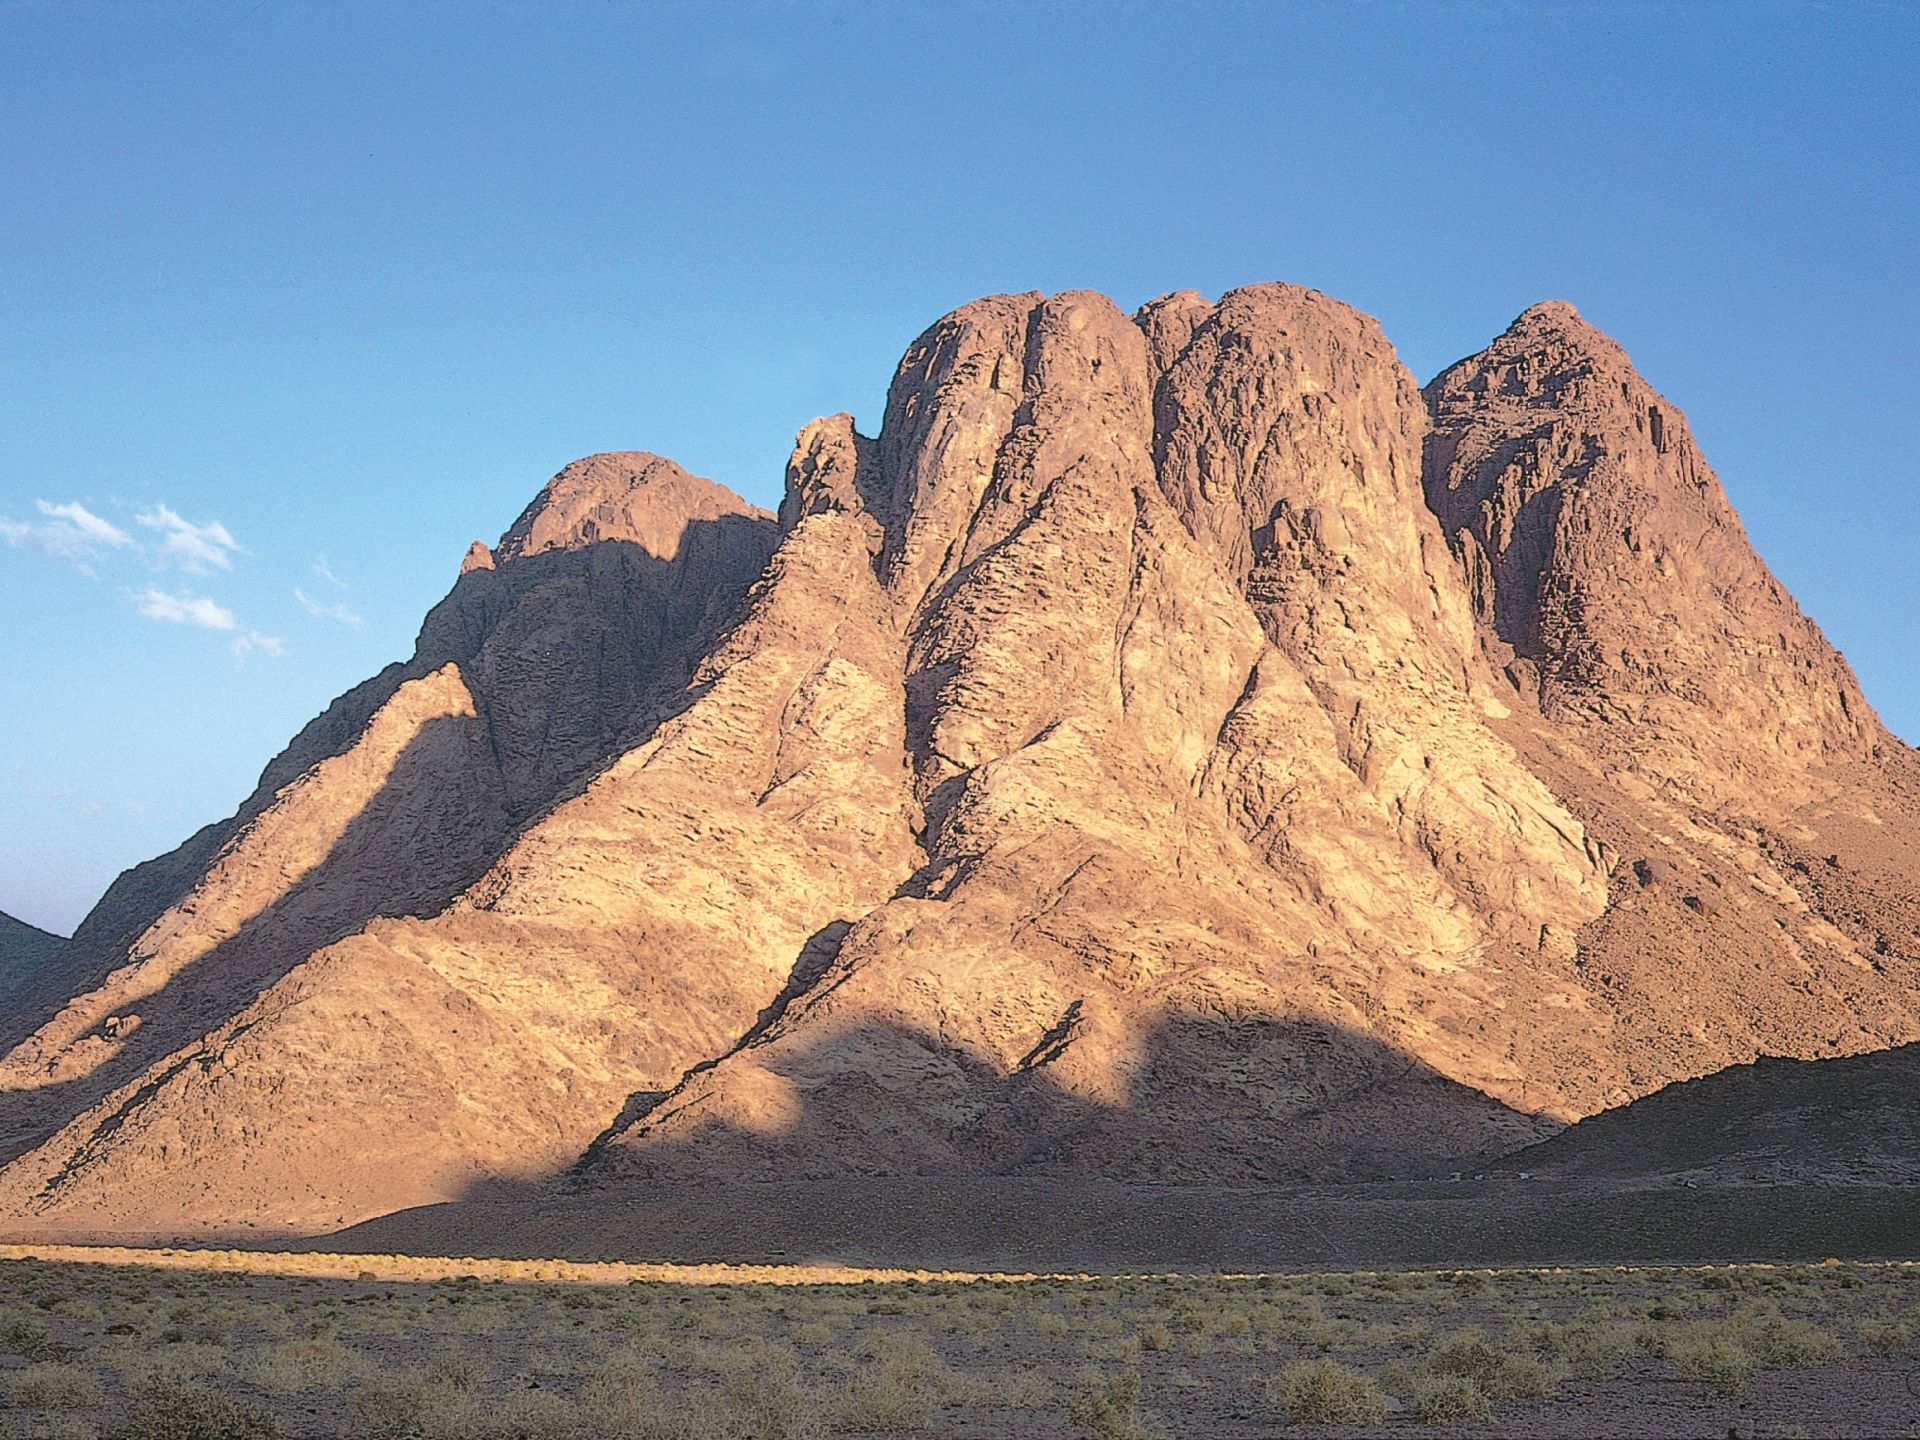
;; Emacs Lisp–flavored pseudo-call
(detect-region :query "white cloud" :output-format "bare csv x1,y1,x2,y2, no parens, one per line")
131,586,237,631
294,586,362,626
136,504,241,574
0,500,135,567
311,556,347,588
40,501,133,548
232,629,285,660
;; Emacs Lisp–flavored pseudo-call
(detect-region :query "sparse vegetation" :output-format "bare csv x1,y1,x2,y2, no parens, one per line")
1273,1357,1387,1424
1066,1369,1155,1440
1669,1333,1760,1394
0,1252,1909,1435
9,1360,106,1408
108,1375,288,1440
1409,1369,1492,1423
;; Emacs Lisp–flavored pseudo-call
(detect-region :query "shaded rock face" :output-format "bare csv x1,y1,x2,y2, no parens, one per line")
0,287,1914,1235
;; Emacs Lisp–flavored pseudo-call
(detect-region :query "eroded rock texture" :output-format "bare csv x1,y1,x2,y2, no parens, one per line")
1,287,1914,1234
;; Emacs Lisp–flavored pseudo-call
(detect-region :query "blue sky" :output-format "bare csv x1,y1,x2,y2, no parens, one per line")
2,1,1915,934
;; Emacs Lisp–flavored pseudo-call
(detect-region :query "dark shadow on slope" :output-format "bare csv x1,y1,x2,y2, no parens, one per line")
0,521,775,1168
304,1008,1556,1263
571,917,859,1175
317,1022,1920,1270
0,820,234,1054
0,710,512,1166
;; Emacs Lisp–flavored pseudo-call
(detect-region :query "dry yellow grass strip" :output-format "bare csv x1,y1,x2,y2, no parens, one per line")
2,1243,1913,1290
0,1242,1080,1286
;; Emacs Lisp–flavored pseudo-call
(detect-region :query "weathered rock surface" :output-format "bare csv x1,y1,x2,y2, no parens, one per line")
0,286,1914,1236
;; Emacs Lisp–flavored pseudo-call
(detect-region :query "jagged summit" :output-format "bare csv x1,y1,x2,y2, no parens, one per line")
0,282,1912,1237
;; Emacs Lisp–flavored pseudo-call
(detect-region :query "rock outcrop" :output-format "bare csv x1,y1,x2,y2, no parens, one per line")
0,286,1913,1235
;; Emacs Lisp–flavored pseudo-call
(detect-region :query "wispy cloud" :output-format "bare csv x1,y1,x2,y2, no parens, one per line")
311,556,347,588
294,586,362,626
232,629,285,660
131,586,237,631
136,504,241,574
0,500,136,567
130,586,285,660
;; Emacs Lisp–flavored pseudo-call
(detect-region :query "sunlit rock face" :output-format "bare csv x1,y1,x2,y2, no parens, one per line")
1,286,1915,1236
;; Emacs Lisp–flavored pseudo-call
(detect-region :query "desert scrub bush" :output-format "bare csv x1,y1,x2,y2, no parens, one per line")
8,1361,105,1408
791,1319,835,1345
424,1346,484,1392
1371,1270,1423,1297
831,1333,952,1432
444,1301,509,1335
124,1341,231,1387
1272,1358,1387,1425
1362,1319,1430,1351
1859,1318,1912,1355
249,1334,364,1392
955,1363,1055,1410
1134,1319,1172,1352
689,1361,820,1440
1177,1329,1214,1358
478,1389,583,1440
351,1367,444,1440
1539,1316,1635,1378
577,1353,663,1436
106,1375,287,1440
1423,1328,1558,1401
1066,1369,1158,1440
1409,1371,1492,1424
1032,1310,1071,1339
1,1314,69,1361
1670,1334,1759,1395
1737,1314,1844,1367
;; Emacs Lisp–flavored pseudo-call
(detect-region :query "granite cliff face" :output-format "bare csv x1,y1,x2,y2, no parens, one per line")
1,286,1913,1234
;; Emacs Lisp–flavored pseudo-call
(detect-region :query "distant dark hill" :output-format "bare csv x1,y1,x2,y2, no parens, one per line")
0,912,64,1009
1503,1044,1920,1185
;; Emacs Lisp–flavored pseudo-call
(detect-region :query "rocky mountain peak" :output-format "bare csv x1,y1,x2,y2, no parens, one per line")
1425,302,1881,800
495,451,771,565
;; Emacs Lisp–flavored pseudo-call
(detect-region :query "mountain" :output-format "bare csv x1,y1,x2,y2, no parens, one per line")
0,913,63,1012
0,284,1914,1238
